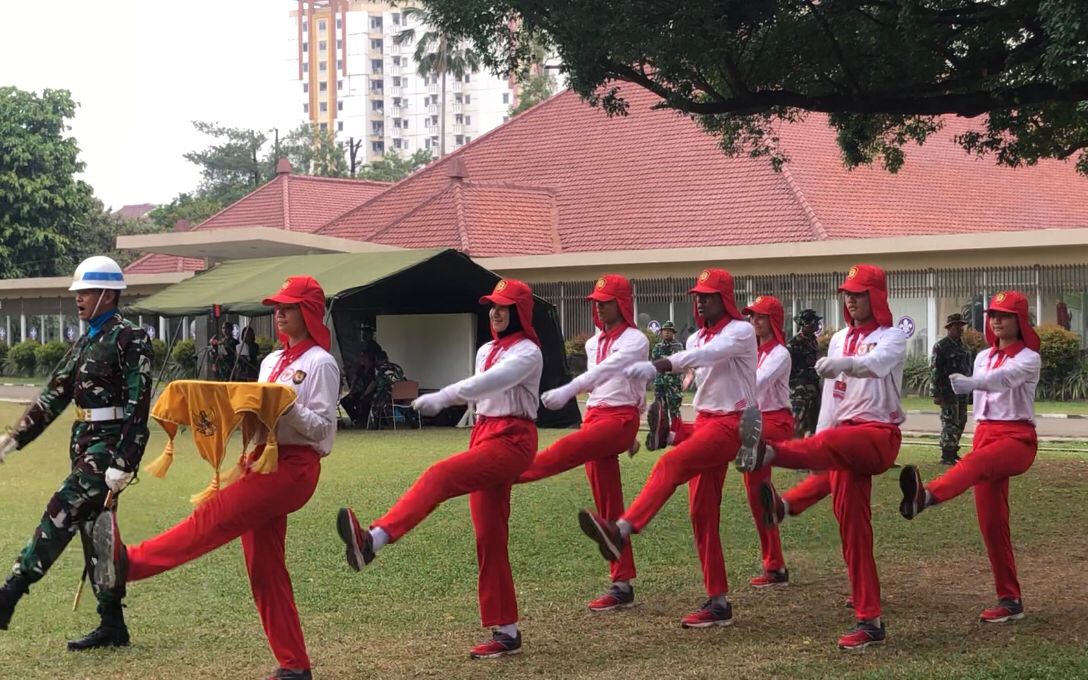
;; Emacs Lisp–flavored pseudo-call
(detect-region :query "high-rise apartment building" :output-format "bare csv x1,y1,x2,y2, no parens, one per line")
286,0,518,164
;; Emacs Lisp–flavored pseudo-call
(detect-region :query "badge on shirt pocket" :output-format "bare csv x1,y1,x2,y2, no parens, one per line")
833,380,847,400
292,370,307,385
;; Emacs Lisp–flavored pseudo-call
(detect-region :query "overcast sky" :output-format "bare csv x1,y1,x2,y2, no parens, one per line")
2,1,300,209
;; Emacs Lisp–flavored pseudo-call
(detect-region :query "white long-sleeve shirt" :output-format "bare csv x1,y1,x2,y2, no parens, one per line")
816,325,906,432
260,345,340,456
570,327,649,410
441,337,543,419
756,342,791,412
669,320,757,415
972,346,1041,424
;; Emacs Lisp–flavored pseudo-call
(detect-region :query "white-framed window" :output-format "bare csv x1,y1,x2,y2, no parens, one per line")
303,103,309,113
337,101,343,111
502,92,509,104
320,102,328,112
319,40,327,51
319,81,327,91
337,121,344,131
319,61,327,72
303,83,309,93
320,121,327,131
319,19,327,31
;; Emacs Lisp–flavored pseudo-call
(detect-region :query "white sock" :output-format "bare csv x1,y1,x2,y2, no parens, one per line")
923,490,934,507
781,498,791,519
612,580,632,593
616,519,633,539
710,594,729,607
866,616,882,627
369,527,390,551
764,444,777,465
667,432,676,444
497,623,518,637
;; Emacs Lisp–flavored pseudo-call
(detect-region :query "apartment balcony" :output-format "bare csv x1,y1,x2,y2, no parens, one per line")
369,49,383,60
451,103,463,113
427,104,438,114
389,65,401,76
389,86,402,96
428,82,438,94
391,107,402,117
451,123,465,134
369,109,385,120
452,81,463,92
387,44,401,56
370,69,383,77
392,128,402,138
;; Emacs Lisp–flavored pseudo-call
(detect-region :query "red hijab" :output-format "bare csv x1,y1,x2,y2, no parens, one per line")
742,294,786,347
985,290,1040,352
261,275,331,351
688,268,744,328
839,264,893,328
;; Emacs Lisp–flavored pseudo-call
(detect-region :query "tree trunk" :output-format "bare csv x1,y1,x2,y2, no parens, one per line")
439,36,447,157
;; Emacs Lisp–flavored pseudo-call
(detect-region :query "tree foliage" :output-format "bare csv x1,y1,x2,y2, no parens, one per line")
509,72,557,117
280,123,349,178
183,121,270,205
0,87,97,277
359,149,434,182
415,0,1088,174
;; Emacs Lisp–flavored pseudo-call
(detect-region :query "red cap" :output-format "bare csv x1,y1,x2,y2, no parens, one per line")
479,278,540,346
262,275,331,350
743,294,786,346
587,274,635,330
839,264,893,327
688,268,744,326
985,290,1040,351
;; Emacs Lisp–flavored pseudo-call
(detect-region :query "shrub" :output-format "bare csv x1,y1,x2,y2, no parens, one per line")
34,341,70,376
1036,324,1081,397
6,341,39,376
962,327,986,354
564,333,590,375
0,342,9,368
255,335,277,364
171,339,198,378
817,329,837,357
151,339,168,372
903,354,932,397
1053,357,1088,401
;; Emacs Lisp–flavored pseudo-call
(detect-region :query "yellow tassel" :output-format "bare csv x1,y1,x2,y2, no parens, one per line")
143,439,176,479
250,439,278,475
219,454,246,488
190,471,221,505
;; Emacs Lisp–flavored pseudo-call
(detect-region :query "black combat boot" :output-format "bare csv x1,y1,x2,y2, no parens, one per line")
0,575,30,630
939,448,961,465
67,600,130,651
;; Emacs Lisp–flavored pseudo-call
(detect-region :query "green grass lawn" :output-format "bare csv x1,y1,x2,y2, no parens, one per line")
900,395,1088,416
1,402,1087,679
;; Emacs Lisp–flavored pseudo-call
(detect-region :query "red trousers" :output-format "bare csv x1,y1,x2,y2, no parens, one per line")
517,405,639,582
927,420,1037,601
624,411,740,598
770,421,902,620
374,416,536,627
127,445,321,671
742,409,792,573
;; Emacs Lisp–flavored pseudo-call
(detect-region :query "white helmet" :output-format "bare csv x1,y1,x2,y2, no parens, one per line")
69,256,127,291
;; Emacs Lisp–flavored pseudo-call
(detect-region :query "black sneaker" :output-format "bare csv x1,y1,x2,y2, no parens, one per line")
578,509,625,562
939,454,961,466
981,599,1025,623
267,669,313,680
67,623,130,651
898,465,926,520
680,599,734,628
838,620,886,651
470,630,522,659
91,510,128,592
759,482,786,527
749,569,789,589
588,584,635,611
734,406,765,472
337,507,375,572
646,400,668,451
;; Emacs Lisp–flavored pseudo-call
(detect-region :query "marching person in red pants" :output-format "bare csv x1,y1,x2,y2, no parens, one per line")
741,295,792,589
899,290,1041,624
736,264,906,651
579,268,757,629
337,279,542,659
93,276,341,680
517,275,647,611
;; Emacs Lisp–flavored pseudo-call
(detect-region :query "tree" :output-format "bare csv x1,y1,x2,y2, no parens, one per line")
80,198,171,268
509,72,557,117
416,0,1088,175
0,87,97,278
149,192,226,232
184,121,270,205
279,123,349,178
359,149,434,181
395,6,482,156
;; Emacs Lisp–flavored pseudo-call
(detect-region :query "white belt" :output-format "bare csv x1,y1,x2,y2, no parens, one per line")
74,406,125,423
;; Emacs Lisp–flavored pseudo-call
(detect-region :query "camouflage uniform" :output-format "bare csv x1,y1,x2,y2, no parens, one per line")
931,334,973,462
651,337,685,421
9,313,153,613
788,329,821,438
369,360,407,427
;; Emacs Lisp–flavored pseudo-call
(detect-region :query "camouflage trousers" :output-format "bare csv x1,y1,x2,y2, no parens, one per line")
790,385,821,438
11,443,123,611
939,397,969,456
653,386,683,422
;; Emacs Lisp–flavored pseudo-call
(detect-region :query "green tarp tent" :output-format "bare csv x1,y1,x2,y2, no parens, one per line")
128,249,580,428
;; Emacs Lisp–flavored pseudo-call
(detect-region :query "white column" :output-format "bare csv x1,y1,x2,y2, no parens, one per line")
19,314,25,343
631,282,639,325
138,314,143,329
159,316,167,342
558,283,566,336
1034,267,1043,324
57,314,64,342
39,316,45,344
927,270,939,352
4,316,9,344
182,316,190,340
669,300,676,325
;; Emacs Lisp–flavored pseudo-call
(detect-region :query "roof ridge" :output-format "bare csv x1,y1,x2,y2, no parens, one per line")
191,174,284,231
366,181,458,242
290,174,392,187
546,192,562,253
462,180,557,195
779,163,829,241
315,90,577,236
282,173,292,231
452,182,472,253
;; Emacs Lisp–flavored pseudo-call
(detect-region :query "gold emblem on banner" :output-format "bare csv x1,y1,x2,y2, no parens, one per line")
194,410,216,437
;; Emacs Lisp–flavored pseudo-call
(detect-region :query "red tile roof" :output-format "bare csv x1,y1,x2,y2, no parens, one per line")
125,253,206,274
319,87,1088,253
113,203,157,220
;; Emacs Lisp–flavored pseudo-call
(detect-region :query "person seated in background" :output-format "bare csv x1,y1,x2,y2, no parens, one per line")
368,351,407,428
235,326,261,382
340,352,377,427
211,322,239,381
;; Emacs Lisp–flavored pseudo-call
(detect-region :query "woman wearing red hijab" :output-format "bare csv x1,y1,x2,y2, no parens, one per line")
337,279,543,659
899,291,1041,624
93,276,340,680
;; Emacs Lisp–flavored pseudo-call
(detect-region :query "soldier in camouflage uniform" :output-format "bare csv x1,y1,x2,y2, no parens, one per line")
788,309,822,438
368,351,407,428
931,313,973,465
0,257,153,650
647,321,684,449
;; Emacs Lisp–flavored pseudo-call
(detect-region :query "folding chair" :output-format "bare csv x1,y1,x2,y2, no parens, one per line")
390,380,421,430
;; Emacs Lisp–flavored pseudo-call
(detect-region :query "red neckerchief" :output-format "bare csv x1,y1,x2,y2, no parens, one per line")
269,339,317,382
844,319,879,357
697,316,730,345
485,331,526,370
757,339,781,368
987,341,1026,370
596,323,628,364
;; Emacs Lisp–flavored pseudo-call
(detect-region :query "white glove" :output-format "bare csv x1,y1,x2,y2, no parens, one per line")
412,390,453,416
949,373,978,395
624,362,659,382
0,434,16,464
541,384,578,411
105,467,134,492
815,356,855,378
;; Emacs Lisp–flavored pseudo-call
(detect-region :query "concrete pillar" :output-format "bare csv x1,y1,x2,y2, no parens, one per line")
57,314,64,342
138,314,143,329
558,283,566,336
19,314,25,344
182,316,190,340
159,316,168,342
1034,267,1043,325
669,300,676,326
631,282,639,325
39,316,45,344
927,270,939,352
